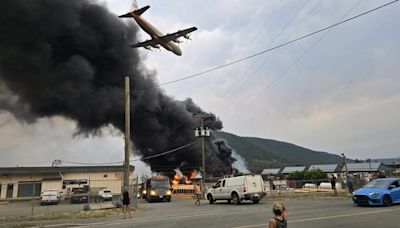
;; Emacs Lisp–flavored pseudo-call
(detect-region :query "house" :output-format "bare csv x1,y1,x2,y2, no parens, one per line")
342,162,389,173
0,165,134,200
308,164,341,173
261,168,282,176
281,166,306,175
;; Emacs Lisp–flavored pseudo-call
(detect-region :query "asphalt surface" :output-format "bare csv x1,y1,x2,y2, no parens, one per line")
48,198,400,228
2,198,400,227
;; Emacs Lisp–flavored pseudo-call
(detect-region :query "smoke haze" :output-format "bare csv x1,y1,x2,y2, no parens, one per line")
0,0,234,176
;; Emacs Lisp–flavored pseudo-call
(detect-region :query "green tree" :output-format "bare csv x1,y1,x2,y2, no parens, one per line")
287,171,304,179
304,168,326,180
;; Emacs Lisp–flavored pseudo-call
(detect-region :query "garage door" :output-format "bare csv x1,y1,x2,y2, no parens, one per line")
17,181,42,197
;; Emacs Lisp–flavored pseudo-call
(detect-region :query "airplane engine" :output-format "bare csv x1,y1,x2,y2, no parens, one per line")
151,44,161,49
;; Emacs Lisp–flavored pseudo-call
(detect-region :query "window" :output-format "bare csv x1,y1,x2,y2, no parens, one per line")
63,179,88,185
215,181,221,188
17,181,41,197
103,174,108,178
222,180,226,187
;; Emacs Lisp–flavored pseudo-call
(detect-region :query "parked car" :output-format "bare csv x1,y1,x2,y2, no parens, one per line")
207,175,266,205
70,186,89,204
40,189,60,205
352,178,400,206
99,189,113,201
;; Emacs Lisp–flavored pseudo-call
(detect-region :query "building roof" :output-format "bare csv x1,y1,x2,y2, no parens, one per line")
261,168,281,175
373,158,400,166
281,166,306,174
0,165,135,175
309,164,340,173
342,162,385,172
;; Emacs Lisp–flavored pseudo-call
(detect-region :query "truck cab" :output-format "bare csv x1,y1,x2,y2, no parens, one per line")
144,176,172,202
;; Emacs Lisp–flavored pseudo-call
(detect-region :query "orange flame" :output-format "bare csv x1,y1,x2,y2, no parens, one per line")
172,173,180,185
171,169,197,185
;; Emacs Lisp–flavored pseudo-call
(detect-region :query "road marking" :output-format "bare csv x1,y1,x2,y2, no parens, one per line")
232,207,400,228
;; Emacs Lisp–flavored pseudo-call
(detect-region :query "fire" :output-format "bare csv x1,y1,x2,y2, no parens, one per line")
171,169,197,185
185,170,196,184
172,172,180,185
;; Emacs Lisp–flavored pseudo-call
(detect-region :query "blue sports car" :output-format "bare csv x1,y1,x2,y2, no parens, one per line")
352,178,400,206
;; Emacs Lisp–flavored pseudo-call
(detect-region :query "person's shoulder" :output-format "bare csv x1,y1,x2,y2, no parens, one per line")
269,218,276,224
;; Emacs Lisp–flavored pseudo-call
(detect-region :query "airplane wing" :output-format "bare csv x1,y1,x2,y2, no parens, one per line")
130,39,158,48
159,27,198,42
130,27,197,49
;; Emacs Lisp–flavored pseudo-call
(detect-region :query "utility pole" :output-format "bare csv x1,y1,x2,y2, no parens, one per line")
123,76,130,191
194,114,211,197
368,158,372,174
341,153,348,174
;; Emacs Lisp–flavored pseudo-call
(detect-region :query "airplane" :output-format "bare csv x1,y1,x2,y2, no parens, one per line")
119,5,197,56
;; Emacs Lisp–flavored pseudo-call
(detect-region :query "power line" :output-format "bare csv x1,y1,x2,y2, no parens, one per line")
156,0,399,88
59,140,198,166
227,0,364,120
214,0,314,114
132,140,198,161
213,0,286,96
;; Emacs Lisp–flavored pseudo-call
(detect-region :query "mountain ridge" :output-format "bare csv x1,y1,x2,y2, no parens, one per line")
215,131,343,172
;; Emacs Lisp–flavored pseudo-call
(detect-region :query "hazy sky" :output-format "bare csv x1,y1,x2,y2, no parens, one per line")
0,0,399,174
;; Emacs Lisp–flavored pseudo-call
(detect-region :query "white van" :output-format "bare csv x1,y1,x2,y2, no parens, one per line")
207,175,266,205
40,189,60,205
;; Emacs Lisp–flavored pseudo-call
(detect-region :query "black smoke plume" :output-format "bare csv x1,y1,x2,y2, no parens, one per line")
0,0,235,176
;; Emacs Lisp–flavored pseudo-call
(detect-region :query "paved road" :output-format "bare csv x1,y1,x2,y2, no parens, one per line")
66,198,400,228
2,198,399,227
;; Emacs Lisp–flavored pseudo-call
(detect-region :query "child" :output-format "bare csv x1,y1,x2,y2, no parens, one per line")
268,202,287,228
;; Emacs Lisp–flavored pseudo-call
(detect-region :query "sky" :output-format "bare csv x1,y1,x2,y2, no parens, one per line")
0,0,399,174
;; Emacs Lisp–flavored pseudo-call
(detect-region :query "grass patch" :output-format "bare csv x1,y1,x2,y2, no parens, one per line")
0,208,136,224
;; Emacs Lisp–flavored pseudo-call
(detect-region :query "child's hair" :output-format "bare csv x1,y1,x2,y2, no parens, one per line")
272,202,285,216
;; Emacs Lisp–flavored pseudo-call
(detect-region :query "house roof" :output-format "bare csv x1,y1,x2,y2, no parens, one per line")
0,165,135,175
342,162,385,172
309,164,340,173
281,166,306,174
261,168,281,175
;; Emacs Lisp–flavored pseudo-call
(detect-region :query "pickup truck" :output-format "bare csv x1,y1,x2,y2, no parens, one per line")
70,186,89,204
40,189,60,205
207,175,266,205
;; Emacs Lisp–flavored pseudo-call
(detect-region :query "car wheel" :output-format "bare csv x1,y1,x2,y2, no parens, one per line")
207,194,214,204
232,193,240,205
252,199,260,204
383,195,392,207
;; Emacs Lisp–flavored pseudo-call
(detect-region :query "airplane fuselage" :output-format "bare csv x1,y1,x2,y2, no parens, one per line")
131,13,182,56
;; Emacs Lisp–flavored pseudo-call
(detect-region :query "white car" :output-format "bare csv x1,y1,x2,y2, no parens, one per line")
99,189,113,201
40,190,60,205
207,175,266,205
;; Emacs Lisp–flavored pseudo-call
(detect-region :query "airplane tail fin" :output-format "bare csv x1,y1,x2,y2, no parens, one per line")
119,5,150,18
131,0,138,11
